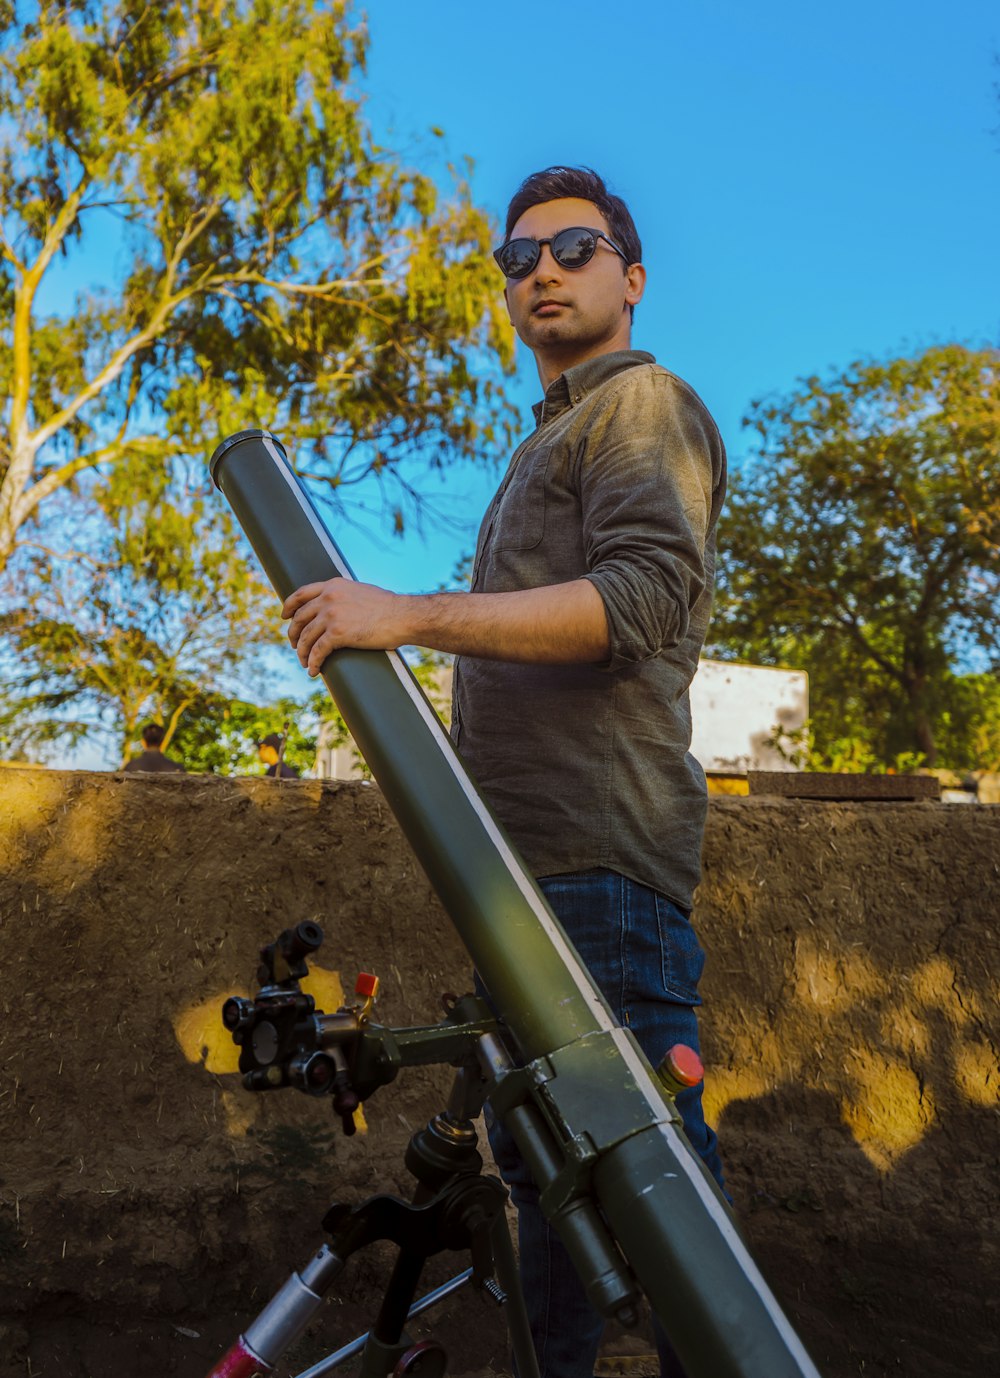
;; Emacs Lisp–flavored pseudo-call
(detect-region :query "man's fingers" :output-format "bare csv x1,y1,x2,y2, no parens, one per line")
306,629,338,676
286,600,318,650
293,615,329,668
282,580,396,666
282,582,329,619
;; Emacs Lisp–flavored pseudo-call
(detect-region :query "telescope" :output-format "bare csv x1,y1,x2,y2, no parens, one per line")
208,428,821,1378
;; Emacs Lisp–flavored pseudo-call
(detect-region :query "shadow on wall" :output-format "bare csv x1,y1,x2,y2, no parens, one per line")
717,1083,999,1378
697,798,998,1172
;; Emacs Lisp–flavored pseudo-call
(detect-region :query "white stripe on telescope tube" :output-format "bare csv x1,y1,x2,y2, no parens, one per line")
261,439,819,1374
262,434,356,581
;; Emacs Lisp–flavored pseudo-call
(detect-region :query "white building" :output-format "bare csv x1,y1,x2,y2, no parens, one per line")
690,659,808,774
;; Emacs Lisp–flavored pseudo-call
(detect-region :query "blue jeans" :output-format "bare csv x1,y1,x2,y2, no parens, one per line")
484,869,725,1378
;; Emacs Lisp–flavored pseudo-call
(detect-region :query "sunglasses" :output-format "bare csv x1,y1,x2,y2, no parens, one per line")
493,226,630,280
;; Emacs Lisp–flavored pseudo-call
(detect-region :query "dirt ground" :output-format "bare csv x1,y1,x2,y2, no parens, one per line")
0,769,997,1378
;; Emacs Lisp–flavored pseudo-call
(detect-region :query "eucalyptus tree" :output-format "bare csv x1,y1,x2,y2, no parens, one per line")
0,0,514,573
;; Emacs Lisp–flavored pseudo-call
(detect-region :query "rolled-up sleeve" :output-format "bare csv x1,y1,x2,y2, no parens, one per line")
577,368,724,672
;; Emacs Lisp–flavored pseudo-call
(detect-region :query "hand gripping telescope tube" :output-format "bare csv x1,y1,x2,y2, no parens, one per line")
210,430,821,1378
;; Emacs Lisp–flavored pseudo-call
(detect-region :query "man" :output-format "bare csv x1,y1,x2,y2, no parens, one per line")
284,166,727,1377
122,721,186,773
258,732,301,778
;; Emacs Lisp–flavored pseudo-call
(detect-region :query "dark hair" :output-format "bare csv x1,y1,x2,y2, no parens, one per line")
259,732,283,750
504,166,642,319
141,722,165,747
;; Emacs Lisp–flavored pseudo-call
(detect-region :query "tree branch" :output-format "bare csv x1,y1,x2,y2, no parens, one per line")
10,174,90,444
0,221,25,272
14,435,169,528
28,289,191,451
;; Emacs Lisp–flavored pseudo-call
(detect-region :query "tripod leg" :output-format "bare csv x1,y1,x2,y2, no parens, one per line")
205,1246,344,1378
490,1210,541,1378
358,1247,427,1378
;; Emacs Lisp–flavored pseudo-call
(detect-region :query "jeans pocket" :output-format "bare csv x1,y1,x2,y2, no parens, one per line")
654,894,705,1005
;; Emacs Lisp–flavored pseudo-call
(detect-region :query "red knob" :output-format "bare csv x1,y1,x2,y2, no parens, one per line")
659,1043,704,1089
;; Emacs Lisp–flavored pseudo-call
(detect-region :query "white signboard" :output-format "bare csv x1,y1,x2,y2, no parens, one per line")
690,659,808,774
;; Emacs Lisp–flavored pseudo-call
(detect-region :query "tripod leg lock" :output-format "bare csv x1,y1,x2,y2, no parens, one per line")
241,1245,345,1368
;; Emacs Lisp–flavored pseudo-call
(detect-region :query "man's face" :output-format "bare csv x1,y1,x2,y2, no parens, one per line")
501,197,644,381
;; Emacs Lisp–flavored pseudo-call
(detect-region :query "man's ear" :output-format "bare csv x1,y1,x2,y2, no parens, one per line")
624,262,646,310
503,281,513,323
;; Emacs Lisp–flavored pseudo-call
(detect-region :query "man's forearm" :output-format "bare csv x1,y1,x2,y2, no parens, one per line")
396,578,610,662
283,576,611,675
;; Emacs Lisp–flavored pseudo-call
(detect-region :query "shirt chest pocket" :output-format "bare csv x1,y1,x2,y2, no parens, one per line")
490,447,552,553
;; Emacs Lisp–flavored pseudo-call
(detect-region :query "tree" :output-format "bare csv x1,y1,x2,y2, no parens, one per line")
0,456,277,763
169,647,452,778
0,0,514,575
168,692,321,775
710,345,1000,768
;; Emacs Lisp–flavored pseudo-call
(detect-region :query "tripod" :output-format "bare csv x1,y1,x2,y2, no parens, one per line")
205,928,539,1378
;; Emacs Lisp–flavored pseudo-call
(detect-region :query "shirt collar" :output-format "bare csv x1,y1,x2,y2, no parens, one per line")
531,350,655,426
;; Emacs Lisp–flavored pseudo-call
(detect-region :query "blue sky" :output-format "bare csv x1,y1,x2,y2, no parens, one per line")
343,0,1000,594
31,1,1000,758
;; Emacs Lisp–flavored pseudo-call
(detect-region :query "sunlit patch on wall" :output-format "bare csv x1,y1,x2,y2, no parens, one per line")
952,1039,999,1107
700,1025,792,1125
171,966,367,1133
792,939,885,1012
840,1053,935,1173
221,1089,257,1138
300,965,348,1015
174,991,246,1075
0,768,66,832
879,1007,931,1058
57,791,128,876
909,957,977,1023
701,1067,773,1127
1,772,127,884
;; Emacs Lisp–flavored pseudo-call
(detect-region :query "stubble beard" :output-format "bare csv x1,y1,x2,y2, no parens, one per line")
522,304,624,365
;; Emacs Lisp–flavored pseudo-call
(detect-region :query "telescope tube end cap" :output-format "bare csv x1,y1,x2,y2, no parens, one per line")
209,430,287,488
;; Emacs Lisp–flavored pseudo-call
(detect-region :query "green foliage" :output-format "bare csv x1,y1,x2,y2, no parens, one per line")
406,647,453,727
929,671,1000,772
0,0,516,764
767,721,928,776
168,692,321,775
0,456,277,762
0,669,91,761
710,344,1000,768
0,0,515,572
170,651,452,778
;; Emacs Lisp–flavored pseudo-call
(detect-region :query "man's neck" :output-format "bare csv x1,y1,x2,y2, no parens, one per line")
534,334,633,392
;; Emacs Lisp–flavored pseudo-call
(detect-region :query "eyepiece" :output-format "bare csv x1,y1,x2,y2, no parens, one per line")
222,996,256,1035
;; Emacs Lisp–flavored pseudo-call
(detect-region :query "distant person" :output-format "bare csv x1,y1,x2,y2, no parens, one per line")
123,722,186,774
258,732,300,778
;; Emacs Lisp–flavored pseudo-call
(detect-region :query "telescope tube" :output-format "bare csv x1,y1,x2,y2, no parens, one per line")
210,429,821,1378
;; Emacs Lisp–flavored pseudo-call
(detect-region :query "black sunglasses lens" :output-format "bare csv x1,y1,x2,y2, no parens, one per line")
498,239,540,279
496,228,602,277
552,227,598,268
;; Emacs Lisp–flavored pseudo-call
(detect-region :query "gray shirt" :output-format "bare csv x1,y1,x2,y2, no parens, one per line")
451,350,726,910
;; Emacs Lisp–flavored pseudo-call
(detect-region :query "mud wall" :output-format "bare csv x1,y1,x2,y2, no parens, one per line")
0,769,997,1378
